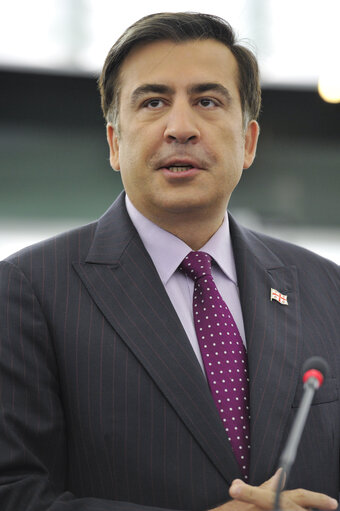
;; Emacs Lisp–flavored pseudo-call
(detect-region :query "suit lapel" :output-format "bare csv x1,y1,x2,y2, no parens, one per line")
73,196,303,486
73,194,241,484
229,215,302,484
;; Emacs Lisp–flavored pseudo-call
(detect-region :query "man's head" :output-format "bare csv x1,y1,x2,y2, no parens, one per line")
98,12,261,134
99,12,260,248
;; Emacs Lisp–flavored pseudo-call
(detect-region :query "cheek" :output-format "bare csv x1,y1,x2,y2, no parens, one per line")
221,130,246,164
117,131,140,166
120,124,156,164
118,143,152,193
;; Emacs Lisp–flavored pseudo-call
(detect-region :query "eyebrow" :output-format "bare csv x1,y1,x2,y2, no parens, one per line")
130,84,174,107
130,82,232,107
188,83,232,103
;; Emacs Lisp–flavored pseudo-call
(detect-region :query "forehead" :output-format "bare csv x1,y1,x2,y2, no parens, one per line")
118,39,240,98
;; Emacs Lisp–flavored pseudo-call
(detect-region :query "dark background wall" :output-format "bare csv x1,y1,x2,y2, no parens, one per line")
1,69,339,226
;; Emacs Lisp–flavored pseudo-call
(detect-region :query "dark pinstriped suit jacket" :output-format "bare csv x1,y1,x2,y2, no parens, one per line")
0,192,339,511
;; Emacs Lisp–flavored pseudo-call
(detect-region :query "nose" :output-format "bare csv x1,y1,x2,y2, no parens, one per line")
163,100,200,144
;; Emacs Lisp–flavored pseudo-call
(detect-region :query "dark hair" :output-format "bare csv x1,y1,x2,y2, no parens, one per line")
98,12,261,129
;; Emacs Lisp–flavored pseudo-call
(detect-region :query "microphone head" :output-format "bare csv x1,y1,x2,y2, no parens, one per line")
302,356,329,387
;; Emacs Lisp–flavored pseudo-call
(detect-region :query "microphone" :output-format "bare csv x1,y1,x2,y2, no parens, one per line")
273,356,329,511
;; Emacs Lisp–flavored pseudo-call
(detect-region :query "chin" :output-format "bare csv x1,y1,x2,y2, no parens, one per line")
159,197,221,216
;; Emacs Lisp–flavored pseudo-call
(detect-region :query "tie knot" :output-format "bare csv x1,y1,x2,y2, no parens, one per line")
180,251,212,281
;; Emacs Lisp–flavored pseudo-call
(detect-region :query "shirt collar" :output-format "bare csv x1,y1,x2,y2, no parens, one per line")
125,195,238,286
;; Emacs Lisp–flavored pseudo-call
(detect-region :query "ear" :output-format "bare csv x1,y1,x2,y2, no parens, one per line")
243,120,260,169
106,123,120,171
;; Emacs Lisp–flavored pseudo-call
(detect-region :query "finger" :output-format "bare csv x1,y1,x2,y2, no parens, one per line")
261,468,285,491
229,469,282,493
284,488,338,510
229,482,301,510
229,478,338,511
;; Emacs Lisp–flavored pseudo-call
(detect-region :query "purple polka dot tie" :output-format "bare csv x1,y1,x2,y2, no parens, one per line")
180,251,250,479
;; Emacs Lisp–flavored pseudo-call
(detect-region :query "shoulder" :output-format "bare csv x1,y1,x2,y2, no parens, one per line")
1,220,98,277
229,214,339,291
253,228,338,270
1,193,131,283
252,230,340,298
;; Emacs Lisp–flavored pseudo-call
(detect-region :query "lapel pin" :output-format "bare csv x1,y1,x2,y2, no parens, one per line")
270,288,288,305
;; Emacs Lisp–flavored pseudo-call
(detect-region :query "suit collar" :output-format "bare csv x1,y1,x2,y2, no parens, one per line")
85,192,136,265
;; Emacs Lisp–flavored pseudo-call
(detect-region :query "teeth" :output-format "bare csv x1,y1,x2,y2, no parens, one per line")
168,166,192,172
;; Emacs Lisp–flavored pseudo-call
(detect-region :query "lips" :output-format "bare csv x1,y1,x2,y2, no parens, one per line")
157,157,203,171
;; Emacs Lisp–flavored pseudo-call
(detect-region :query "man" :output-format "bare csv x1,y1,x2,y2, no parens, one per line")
0,12,339,511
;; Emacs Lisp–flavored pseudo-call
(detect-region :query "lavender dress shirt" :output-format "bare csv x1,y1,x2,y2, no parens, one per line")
125,195,246,372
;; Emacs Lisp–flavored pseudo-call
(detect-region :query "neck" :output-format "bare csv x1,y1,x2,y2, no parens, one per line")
145,208,226,250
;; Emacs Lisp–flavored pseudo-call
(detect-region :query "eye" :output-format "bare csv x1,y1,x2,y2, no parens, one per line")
143,98,165,109
199,98,219,108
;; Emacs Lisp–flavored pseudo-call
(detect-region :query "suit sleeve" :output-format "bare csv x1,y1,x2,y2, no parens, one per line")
0,260,184,511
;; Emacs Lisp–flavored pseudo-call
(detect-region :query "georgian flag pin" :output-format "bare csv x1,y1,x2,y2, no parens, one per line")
270,288,288,305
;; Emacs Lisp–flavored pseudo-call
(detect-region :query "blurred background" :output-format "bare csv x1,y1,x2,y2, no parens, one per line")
1,0,339,262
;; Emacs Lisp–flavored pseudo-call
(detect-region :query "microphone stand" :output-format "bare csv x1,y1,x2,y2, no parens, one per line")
273,376,321,511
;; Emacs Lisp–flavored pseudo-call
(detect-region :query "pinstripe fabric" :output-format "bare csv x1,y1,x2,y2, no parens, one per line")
0,192,339,510
230,220,340,491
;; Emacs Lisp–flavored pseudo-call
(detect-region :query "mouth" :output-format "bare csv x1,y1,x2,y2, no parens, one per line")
158,164,202,181
157,158,204,173
166,165,195,173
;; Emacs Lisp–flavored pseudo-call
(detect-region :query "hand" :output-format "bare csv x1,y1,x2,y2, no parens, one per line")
210,470,280,511
227,469,338,510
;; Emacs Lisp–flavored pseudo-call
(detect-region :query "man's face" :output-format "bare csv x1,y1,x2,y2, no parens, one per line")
107,39,259,226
